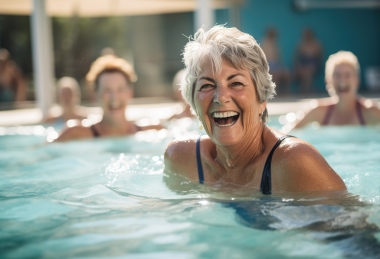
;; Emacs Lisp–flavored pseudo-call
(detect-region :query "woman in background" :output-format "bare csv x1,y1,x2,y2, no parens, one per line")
169,68,194,119
55,55,162,142
292,51,380,129
44,77,87,124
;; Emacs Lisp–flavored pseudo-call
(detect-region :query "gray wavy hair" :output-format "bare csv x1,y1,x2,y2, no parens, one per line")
180,25,276,123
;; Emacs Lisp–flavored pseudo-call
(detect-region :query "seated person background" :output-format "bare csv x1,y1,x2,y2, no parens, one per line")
292,51,380,129
55,55,162,142
164,25,346,194
293,28,323,94
0,48,27,103
261,27,290,96
44,77,87,124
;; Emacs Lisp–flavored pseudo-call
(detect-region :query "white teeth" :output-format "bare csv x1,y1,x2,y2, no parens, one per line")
217,121,235,127
212,111,238,118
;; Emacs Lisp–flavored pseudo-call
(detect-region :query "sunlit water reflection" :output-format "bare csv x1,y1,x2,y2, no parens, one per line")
1,117,380,259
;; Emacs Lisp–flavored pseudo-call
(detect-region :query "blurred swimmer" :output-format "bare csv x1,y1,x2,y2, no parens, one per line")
292,51,380,129
44,77,87,124
170,69,195,119
55,55,162,142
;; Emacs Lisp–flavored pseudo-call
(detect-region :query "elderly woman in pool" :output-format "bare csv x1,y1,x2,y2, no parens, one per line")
164,26,346,194
55,55,161,142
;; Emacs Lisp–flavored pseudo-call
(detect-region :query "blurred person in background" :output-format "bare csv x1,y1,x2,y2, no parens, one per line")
169,68,194,119
0,48,27,103
291,51,380,129
55,55,162,142
293,28,323,94
44,77,87,125
101,47,116,56
261,27,290,95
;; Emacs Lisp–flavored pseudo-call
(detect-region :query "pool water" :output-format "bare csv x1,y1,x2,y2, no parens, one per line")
1,117,380,259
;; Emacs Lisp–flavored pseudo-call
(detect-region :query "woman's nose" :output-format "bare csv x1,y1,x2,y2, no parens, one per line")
213,85,230,104
109,91,118,100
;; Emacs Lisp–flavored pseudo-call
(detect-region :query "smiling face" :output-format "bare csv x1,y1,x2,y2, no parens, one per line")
330,63,359,97
97,71,133,121
194,58,266,147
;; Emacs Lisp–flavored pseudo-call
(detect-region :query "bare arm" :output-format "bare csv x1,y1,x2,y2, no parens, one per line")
139,124,164,131
54,126,92,142
294,106,325,129
365,103,380,125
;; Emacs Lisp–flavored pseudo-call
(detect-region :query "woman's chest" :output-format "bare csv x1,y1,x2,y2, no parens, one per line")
203,159,266,188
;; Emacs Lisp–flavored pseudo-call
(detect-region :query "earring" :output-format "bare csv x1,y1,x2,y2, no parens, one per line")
199,124,203,130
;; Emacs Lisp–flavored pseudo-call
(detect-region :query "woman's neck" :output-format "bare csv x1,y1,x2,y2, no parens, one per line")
336,94,358,112
99,116,134,134
214,124,266,176
61,105,78,120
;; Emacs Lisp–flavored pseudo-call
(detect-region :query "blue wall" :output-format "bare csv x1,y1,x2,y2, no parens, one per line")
216,0,380,92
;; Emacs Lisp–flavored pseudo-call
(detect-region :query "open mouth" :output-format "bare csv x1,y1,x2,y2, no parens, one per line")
336,85,350,93
212,111,240,127
109,103,123,111
337,88,349,93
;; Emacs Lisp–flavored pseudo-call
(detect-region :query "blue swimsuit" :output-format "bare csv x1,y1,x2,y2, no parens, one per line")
196,135,293,195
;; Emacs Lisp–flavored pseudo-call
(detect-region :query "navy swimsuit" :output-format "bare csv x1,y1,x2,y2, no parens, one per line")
196,135,293,195
90,125,100,137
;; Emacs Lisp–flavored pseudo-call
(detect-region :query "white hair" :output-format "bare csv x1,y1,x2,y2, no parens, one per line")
325,51,360,82
180,25,276,123
57,77,81,104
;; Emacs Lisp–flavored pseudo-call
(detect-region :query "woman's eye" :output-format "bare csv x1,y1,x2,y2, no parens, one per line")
199,84,214,91
231,82,243,87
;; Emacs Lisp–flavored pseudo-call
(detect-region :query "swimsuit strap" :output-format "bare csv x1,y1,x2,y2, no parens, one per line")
196,135,294,192
90,125,100,138
322,105,334,125
196,136,204,184
356,100,366,126
260,135,294,195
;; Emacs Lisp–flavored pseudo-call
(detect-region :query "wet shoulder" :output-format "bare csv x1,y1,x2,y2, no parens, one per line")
164,137,199,180
271,137,346,193
55,125,93,142
164,136,214,181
